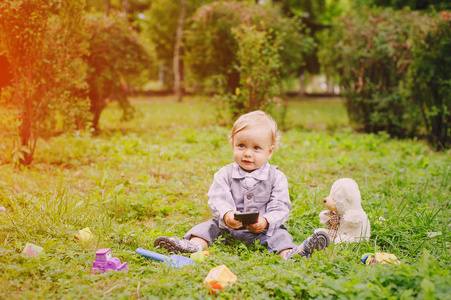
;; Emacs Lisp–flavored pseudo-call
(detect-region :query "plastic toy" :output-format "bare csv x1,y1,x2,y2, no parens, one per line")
91,248,129,273
136,248,195,268
22,242,44,256
362,252,400,265
74,227,94,241
203,265,237,293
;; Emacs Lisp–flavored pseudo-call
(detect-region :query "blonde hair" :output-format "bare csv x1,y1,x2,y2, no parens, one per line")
228,110,282,149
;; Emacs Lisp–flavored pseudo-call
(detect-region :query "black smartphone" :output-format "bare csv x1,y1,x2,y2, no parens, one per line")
234,212,259,225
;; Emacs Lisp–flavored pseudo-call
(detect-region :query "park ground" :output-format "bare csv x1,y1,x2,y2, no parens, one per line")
0,96,450,299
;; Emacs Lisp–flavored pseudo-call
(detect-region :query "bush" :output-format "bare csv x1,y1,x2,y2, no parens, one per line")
319,8,451,149
84,13,152,131
319,8,421,137
185,1,311,117
406,12,451,150
225,24,282,117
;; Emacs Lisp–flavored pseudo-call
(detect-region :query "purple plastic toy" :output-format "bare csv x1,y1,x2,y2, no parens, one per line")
91,248,128,273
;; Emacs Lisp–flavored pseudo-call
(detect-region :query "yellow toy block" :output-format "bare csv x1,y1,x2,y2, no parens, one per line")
74,227,94,241
203,265,237,293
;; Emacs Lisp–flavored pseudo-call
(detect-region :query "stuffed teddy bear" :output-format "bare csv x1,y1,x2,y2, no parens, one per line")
320,178,371,244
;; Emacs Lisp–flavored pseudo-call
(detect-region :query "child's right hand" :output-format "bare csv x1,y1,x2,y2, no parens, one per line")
224,211,243,229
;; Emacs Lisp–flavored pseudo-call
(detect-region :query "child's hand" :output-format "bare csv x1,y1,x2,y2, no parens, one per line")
224,211,243,229
247,217,268,234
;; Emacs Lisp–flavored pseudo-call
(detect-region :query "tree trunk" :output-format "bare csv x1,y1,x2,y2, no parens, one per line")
122,0,129,18
299,74,306,96
19,98,32,165
105,0,110,16
159,62,165,89
173,0,186,102
327,76,334,95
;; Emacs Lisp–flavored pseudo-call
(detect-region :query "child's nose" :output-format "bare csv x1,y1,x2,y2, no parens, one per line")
323,198,327,203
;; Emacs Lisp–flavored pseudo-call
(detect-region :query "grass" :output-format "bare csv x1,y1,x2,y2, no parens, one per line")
0,96,450,299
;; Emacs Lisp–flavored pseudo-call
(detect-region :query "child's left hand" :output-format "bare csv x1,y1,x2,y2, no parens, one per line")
247,217,268,234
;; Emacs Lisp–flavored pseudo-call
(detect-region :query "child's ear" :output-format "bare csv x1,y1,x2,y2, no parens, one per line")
267,145,275,159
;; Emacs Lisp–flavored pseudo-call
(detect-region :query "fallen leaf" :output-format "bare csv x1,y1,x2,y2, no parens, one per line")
426,231,442,238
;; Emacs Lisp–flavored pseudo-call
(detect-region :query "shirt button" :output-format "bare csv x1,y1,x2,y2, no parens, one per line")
247,194,253,200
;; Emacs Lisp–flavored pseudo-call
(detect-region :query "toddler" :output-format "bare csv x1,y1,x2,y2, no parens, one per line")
155,110,329,259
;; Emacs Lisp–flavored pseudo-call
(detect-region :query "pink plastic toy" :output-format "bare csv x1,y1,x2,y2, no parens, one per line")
91,248,128,273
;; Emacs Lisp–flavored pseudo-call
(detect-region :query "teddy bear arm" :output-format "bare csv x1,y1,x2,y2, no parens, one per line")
319,210,332,224
342,210,366,226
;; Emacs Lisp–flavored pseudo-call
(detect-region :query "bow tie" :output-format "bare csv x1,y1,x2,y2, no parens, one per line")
243,175,258,188
325,211,340,241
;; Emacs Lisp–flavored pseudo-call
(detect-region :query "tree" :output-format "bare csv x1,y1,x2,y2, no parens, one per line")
184,1,311,94
184,1,313,117
0,0,89,165
230,24,282,116
174,0,187,102
140,0,209,90
0,55,12,93
85,0,152,21
84,13,152,131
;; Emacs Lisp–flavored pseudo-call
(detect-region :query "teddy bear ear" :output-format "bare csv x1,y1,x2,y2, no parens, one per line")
343,179,361,204
341,178,358,189
349,178,359,189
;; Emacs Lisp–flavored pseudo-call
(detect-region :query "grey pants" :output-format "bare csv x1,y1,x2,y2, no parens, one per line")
183,218,297,254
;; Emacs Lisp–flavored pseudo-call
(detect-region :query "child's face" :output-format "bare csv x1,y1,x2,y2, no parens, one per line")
232,125,274,172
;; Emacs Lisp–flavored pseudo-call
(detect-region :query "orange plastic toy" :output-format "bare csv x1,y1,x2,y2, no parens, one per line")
203,265,237,293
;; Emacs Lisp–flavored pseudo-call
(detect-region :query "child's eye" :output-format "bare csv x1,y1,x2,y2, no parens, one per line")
254,146,261,150
238,144,245,148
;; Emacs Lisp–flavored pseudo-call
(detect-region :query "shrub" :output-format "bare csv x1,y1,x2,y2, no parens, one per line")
406,11,451,150
185,1,311,117
319,7,451,149
319,8,421,137
225,24,282,117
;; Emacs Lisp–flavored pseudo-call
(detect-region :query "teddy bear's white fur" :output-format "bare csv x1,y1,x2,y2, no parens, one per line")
320,178,371,244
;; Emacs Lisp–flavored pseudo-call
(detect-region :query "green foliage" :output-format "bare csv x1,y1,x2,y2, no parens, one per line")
85,0,153,23
185,1,250,93
142,0,179,70
320,7,450,149
272,0,342,74
225,24,282,117
0,96,450,298
0,0,90,165
185,1,311,117
140,0,209,89
84,13,152,130
406,12,451,150
267,12,316,80
319,7,417,137
368,0,451,10
185,1,311,89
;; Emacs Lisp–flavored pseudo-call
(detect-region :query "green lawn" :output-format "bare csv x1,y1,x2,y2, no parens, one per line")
0,96,450,299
